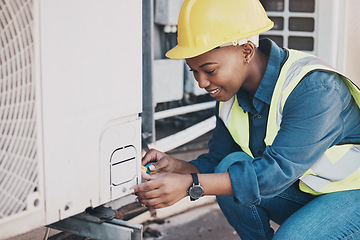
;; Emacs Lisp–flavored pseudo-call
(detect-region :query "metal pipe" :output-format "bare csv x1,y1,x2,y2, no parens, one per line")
148,116,216,152
154,101,216,120
142,0,155,144
43,228,50,240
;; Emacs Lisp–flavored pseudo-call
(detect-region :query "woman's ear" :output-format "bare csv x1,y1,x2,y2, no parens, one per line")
242,42,255,64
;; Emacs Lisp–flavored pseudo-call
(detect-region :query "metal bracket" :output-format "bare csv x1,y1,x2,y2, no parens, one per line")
48,206,143,240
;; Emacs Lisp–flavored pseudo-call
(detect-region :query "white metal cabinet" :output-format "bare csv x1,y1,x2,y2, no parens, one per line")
0,0,142,238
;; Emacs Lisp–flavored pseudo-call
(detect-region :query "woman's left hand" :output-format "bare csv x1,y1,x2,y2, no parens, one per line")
131,171,193,209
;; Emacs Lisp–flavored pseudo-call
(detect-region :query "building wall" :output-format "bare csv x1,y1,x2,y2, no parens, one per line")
345,0,360,86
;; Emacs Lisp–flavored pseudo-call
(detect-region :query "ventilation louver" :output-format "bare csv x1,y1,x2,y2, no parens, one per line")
0,0,40,221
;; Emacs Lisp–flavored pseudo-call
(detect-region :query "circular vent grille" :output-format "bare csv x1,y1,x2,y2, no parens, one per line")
0,0,39,220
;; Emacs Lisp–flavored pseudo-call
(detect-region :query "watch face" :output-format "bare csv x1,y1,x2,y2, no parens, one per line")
189,185,204,199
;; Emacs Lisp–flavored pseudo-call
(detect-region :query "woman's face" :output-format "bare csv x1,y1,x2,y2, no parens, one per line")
186,46,248,102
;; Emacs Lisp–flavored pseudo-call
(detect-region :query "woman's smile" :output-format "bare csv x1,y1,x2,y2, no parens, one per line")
208,87,222,98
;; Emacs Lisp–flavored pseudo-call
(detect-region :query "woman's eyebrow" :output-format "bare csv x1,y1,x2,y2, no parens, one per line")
199,62,217,68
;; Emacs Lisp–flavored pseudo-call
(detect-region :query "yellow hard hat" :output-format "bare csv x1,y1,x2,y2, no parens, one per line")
166,0,274,59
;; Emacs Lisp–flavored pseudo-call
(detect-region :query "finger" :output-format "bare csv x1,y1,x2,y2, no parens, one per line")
142,149,160,165
131,173,169,198
152,202,171,209
139,195,163,208
132,177,161,194
130,182,150,195
141,169,152,180
149,156,169,172
140,187,163,200
145,197,176,209
142,149,167,166
149,172,167,179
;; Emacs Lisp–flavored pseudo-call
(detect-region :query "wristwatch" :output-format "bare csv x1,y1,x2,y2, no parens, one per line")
187,173,204,201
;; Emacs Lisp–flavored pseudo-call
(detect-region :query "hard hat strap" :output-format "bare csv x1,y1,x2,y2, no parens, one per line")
220,35,259,48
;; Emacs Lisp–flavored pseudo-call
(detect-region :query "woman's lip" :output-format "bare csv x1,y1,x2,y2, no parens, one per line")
208,87,221,97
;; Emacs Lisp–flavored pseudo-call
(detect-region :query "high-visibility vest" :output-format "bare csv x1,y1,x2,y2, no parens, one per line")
219,49,360,195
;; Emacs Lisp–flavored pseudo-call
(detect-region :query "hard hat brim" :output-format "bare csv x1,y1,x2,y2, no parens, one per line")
166,45,213,59
166,23,274,59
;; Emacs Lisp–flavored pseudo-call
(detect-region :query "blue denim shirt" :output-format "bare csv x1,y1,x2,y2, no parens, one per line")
190,38,360,205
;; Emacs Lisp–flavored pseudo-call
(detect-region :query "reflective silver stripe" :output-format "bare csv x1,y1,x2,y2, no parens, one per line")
276,93,283,129
301,175,331,192
276,56,329,128
219,96,235,127
301,145,360,191
312,146,360,181
283,56,332,91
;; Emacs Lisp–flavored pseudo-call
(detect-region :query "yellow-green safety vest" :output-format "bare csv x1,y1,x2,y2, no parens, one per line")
219,49,360,195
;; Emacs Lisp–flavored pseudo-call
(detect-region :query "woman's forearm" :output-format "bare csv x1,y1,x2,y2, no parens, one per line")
173,158,200,174
198,172,233,196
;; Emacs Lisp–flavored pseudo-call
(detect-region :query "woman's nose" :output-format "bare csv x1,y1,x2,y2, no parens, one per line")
197,75,211,89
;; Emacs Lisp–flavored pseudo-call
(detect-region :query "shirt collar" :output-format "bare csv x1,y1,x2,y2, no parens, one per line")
237,38,286,113
255,38,285,105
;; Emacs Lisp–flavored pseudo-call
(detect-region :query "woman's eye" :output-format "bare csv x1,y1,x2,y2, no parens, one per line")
206,69,215,74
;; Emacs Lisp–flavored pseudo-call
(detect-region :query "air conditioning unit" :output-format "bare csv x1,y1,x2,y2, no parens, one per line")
0,0,142,239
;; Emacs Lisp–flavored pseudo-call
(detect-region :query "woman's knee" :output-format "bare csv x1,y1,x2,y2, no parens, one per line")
274,190,360,240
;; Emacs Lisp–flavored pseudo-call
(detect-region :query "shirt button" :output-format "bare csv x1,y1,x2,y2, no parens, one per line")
256,115,262,119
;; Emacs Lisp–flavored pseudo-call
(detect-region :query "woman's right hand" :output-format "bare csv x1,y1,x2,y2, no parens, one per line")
142,149,178,173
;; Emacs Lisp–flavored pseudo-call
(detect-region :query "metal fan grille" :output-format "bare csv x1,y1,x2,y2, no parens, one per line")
0,0,39,220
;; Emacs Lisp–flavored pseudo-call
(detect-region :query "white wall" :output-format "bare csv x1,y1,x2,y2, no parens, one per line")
344,0,360,86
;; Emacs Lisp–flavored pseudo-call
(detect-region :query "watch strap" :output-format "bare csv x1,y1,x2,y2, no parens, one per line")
190,173,199,185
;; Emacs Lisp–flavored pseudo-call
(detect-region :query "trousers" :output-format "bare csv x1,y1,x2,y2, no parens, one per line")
215,153,360,240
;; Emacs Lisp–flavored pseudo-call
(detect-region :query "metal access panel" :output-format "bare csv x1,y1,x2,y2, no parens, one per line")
0,0,142,239
260,0,318,53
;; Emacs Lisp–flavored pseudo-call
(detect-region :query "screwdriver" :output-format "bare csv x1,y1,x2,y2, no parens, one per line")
141,163,159,174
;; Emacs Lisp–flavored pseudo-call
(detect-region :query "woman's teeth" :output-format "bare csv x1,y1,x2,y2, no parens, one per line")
210,88,220,94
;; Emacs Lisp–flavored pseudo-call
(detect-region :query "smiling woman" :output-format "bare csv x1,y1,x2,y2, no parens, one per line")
132,0,360,239
185,42,269,102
